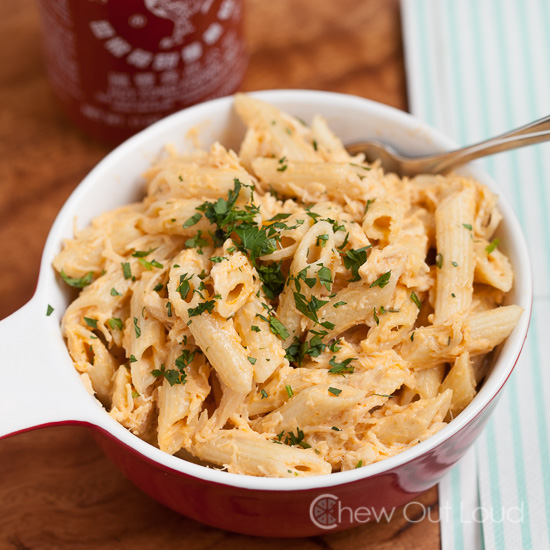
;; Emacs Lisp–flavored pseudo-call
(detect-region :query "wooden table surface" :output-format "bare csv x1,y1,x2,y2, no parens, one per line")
0,1,440,548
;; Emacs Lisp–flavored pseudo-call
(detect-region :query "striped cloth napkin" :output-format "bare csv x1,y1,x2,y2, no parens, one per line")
401,1,550,549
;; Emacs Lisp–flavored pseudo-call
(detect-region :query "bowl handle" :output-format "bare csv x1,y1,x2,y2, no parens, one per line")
0,298,100,439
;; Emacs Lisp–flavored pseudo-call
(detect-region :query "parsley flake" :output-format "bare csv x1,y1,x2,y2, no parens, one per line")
343,246,370,282
328,356,355,375
177,273,192,301
108,317,123,330
132,248,157,258
133,317,141,338
370,270,391,288
410,291,422,309
122,262,132,280
256,261,285,299
182,213,202,228
188,301,215,317
486,238,500,254
60,270,93,288
84,317,98,329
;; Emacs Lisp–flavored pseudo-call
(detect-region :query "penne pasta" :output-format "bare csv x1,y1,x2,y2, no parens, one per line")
54,95,521,477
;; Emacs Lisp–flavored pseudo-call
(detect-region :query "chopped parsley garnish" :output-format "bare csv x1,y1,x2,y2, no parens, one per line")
343,246,370,282
110,287,121,296
486,238,500,254
277,428,311,449
152,364,183,386
209,256,227,263
355,460,363,468
138,257,163,270
370,270,391,288
350,163,371,171
122,262,132,280
373,307,380,325
251,325,261,332
187,300,215,317
260,389,268,399
410,331,415,342
256,261,285,299
153,348,196,386
182,213,202,228
153,283,163,292
234,224,277,263
410,291,422,309
185,230,209,252
329,339,342,353
176,273,192,301
328,387,342,396
435,253,443,269
108,317,123,330
133,317,141,338
293,291,331,328
84,317,98,329
333,301,346,308
374,393,392,398
463,223,473,231
316,234,329,247
258,313,290,340
285,332,327,365
317,266,333,291
312,139,318,151
247,356,257,365
166,301,173,317
175,349,196,372
46,304,54,316
132,247,157,258
291,267,317,292
285,385,294,398
452,261,459,267
60,270,93,288
305,207,321,221
337,232,350,251
328,356,355,375
332,426,341,431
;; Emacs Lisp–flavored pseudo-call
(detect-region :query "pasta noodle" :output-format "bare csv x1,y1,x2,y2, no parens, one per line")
54,94,521,477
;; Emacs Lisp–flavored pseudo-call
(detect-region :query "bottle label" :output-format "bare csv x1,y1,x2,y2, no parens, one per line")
38,0,247,142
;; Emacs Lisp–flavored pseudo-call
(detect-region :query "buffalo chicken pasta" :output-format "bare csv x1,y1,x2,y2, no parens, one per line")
53,95,521,477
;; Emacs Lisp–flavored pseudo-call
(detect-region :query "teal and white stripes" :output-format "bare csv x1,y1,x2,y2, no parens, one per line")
401,1,550,549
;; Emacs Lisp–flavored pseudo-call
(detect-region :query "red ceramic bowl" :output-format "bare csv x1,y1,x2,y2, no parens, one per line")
0,91,532,537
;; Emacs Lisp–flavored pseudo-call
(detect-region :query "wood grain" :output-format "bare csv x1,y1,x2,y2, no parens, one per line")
0,0,438,548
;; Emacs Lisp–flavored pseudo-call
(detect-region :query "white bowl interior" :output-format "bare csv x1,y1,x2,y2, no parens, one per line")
37,90,532,491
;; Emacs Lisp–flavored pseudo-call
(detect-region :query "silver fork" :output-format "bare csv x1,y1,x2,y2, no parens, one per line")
345,114,550,176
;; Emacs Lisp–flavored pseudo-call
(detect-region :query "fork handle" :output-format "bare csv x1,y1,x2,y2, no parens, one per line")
420,114,550,174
